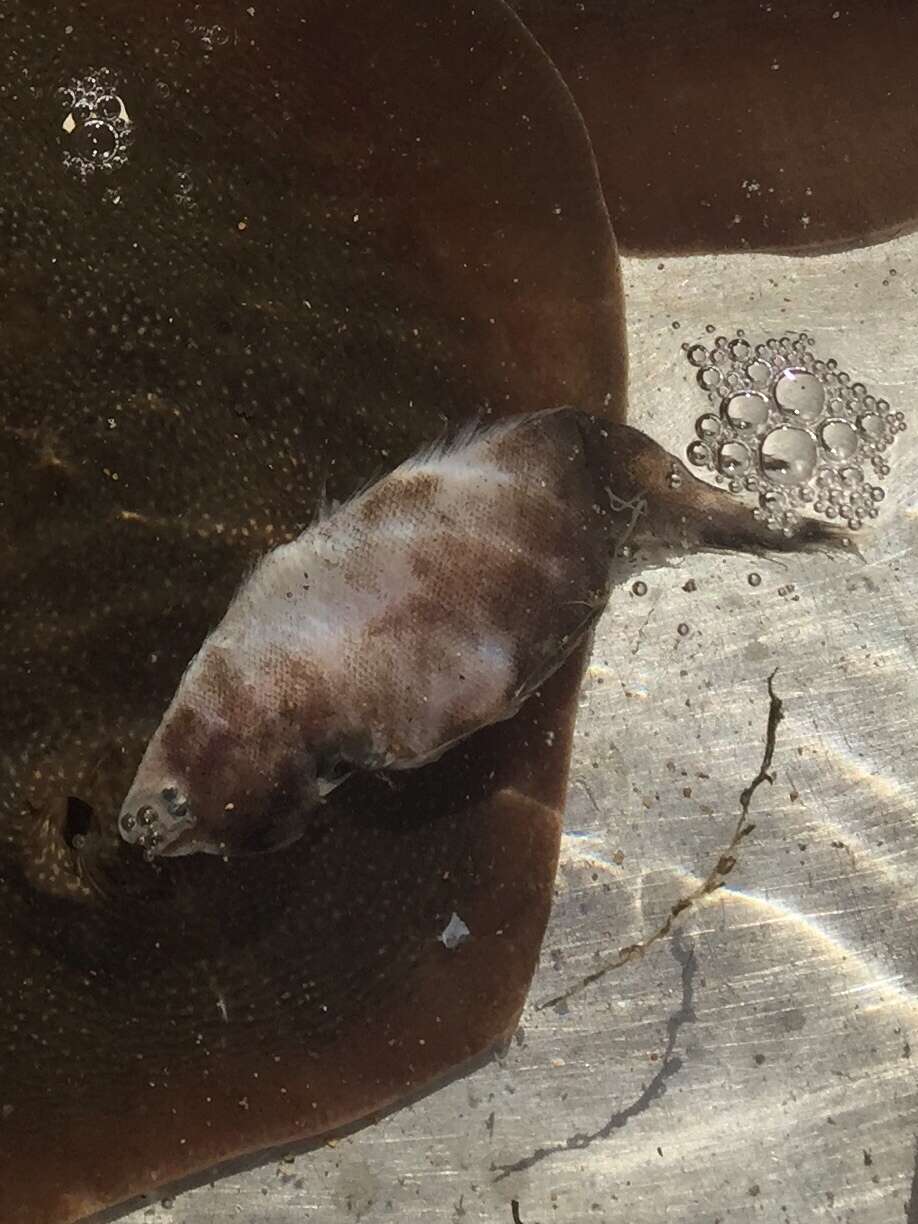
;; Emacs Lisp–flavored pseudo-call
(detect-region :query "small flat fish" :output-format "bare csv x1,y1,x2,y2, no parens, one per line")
118,408,620,857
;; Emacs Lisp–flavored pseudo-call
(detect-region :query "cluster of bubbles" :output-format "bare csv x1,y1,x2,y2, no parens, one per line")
119,786,195,860
59,68,133,178
683,329,907,533
173,167,197,211
184,18,232,52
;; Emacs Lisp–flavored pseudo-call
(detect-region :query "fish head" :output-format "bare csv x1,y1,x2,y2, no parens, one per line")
117,687,324,858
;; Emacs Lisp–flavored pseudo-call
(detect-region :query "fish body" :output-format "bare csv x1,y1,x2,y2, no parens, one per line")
118,408,618,857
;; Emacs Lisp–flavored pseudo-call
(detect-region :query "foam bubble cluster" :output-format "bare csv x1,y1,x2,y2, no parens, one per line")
59,68,132,179
684,331,906,533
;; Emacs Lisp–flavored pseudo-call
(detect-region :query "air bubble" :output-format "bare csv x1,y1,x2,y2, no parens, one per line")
744,360,771,389
760,426,818,486
687,344,708,367
631,581,648,597
697,367,722,390
723,391,770,431
819,418,858,460
677,623,690,637
747,572,762,588
697,414,722,439
729,338,752,361
773,368,824,420
857,413,884,439
687,440,710,467
718,440,751,476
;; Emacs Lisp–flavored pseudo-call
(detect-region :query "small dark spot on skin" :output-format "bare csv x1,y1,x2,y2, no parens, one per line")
754,1053,766,1066
749,1184,761,1197
863,1149,873,1167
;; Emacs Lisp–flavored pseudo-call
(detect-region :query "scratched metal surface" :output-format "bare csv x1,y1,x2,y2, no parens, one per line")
122,238,918,1223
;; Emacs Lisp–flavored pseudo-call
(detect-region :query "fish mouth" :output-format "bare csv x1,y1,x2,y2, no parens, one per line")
118,784,195,858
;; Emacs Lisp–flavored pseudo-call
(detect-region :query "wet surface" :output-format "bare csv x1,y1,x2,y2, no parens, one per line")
136,234,918,1224
3,2,917,1221
0,1,623,1219
515,0,918,255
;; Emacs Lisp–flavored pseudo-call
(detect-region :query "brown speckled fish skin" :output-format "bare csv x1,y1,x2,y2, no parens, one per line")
0,1,624,1220
117,409,619,857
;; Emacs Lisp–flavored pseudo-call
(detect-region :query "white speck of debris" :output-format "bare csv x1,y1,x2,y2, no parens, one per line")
440,912,471,950
62,112,76,134
801,214,811,228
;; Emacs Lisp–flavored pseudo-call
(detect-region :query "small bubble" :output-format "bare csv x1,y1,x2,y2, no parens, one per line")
717,440,751,476
723,391,770,431
705,324,716,334
746,359,772,387
677,623,690,637
697,413,722,439
687,440,710,467
686,344,709,367
747,572,762,588
698,367,722,390
820,418,858,460
631,581,648,597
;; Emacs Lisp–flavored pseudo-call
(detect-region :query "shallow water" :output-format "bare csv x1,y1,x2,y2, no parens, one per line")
4,2,917,1221
118,235,918,1223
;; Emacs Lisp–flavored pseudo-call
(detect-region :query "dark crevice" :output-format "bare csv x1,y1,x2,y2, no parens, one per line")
63,796,94,848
